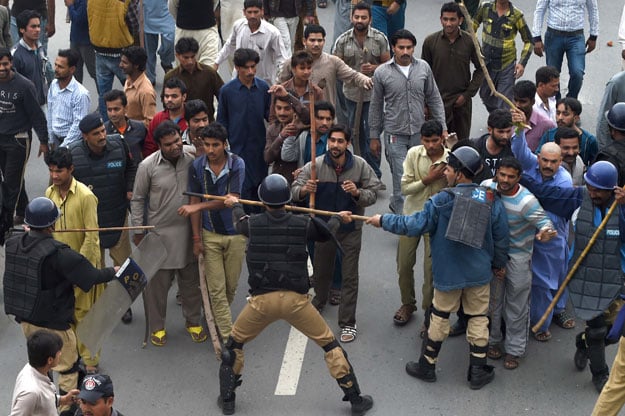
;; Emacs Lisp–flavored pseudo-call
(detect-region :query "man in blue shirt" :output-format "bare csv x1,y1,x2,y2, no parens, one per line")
179,122,246,342
217,48,271,207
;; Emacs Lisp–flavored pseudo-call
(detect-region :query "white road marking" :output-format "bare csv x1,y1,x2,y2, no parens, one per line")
274,326,308,395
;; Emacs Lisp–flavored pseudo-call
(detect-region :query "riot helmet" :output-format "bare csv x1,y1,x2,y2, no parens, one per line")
606,102,625,132
24,197,60,228
584,161,618,190
258,174,291,206
447,146,482,178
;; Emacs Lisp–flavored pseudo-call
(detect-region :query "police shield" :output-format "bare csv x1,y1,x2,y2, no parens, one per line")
76,233,166,355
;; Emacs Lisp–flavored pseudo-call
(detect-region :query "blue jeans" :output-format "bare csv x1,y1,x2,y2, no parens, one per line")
544,29,586,99
144,31,175,85
384,132,421,214
345,98,381,178
479,61,515,113
372,2,406,39
95,52,126,120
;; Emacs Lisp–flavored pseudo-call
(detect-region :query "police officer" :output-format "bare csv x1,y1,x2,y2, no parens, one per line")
69,113,137,324
596,103,625,186
3,197,118,412
366,147,510,389
218,174,374,416
519,161,625,392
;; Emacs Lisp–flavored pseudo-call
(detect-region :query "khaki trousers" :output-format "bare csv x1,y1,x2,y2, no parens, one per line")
396,234,433,310
593,336,625,416
201,229,246,341
426,284,490,363
73,283,105,366
100,223,131,268
230,291,350,379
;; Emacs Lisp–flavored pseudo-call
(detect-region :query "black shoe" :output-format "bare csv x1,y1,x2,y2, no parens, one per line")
121,308,132,324
449,319,466,337
350,394,374,416
592,373,609,393
405,358,436,382
217,395,235,415
574,332,588,371
468,364,494,390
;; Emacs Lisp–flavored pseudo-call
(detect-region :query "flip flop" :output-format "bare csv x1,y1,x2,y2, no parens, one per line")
186,325,208,343
151,329,167,346
340,325,357,343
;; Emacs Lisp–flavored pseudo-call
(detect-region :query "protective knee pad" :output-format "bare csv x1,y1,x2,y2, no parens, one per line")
324,340,361,402
430,305,451,320
219,337,243,400
422,337,443,363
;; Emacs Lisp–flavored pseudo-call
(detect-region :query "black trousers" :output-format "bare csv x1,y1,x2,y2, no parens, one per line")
0,134,30,225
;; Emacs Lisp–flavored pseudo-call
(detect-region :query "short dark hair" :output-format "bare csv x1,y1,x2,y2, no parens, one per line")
175,37,199,55
185,99,209,122
352,1,371,17
244,0,263,9
233,48,260,67
104,89,128,106
153,120,181,145
304,24,326,39
421,119,443,137
328,124,351,142
314,100,335,119
163,77,188,95
27,330,63,368
184,99,209,121
16,10,40,36
45,147,73,169
390,29,417,47
122,46,148,72
556,97,582,116
199,122,228,143
536,65,560,86
274,94,293,106
57,49,80,68
440,2,462,18
291,50,313,68
487,109,513,129
497,157,522,176
554,126,580,144
513,80,536,100
0,47,11,61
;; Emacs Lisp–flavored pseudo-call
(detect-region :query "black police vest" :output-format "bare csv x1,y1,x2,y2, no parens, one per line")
597,141,625,187
569,193,624,321
4,234,67,322
70,137,128,248
246,212,310,295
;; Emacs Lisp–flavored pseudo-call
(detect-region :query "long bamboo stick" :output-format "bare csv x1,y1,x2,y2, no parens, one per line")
531,198,618,333
54,225,155,233
309,80,317,211
183,192,370,222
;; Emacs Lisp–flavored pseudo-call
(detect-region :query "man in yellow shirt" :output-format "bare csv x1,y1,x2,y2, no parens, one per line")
44,148,103,374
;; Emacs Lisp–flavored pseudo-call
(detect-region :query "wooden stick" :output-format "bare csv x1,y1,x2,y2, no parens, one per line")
197,253,223,359
54,225,155,233
458,1,530,129
183,192,371,222
531,198,619,333
309,80,317,211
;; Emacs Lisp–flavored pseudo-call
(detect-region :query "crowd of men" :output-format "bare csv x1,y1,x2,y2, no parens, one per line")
7,0,625,415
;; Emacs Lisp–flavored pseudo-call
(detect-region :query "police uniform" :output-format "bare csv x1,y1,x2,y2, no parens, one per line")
218,200,372,415
3,231,116,401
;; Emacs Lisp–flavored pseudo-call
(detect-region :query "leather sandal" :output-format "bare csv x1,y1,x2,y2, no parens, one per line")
186,325,208,343
553,311,576,329
504,354,520,370
150,329,167,347
393,304,416,326
340,325,357,343
487,344,503,360
533,330,552,342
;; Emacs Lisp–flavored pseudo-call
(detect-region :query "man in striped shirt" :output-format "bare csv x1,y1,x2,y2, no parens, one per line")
482,157,555,370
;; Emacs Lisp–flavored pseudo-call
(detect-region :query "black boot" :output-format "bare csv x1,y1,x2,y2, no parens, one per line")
587,326,609,393
574,331,588,370
217,393,236,415
121,308,133,324
468,345,494,390
405,356,436,382
337,373,373,416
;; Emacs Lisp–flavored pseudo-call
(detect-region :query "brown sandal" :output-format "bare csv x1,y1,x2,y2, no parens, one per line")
487,344,503,360
534,330,552,342
393,304,416,326
329,289,341,305
504,354,520,370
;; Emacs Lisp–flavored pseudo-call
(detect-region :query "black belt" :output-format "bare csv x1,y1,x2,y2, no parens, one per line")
547,27,584,37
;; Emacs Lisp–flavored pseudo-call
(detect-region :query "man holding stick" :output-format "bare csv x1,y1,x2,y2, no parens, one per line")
178,123,247,343
217,173,374,415
519,160,625,393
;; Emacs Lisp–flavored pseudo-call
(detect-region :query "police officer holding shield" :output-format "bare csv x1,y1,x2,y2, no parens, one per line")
218,174,374,416
3,197,118,413
367,147,510,389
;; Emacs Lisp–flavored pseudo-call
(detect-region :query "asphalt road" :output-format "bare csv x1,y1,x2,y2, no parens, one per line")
2,1,625,415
